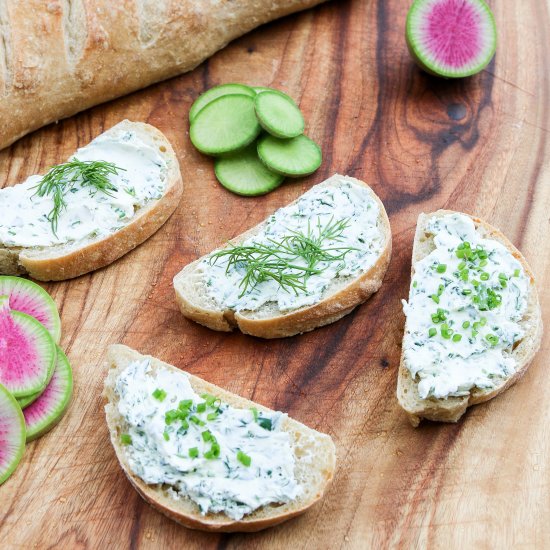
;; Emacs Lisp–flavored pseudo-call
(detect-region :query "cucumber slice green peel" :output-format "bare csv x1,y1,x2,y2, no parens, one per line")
254,91,305,139
0,382,25,485
257,134,322,177
189,83,256,123
190,94,261,156
215,146,284,196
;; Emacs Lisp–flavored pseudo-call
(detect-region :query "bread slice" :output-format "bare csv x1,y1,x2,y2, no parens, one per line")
0,120,182,281
103,344,336,532
173,175,392,338
397,210,543,426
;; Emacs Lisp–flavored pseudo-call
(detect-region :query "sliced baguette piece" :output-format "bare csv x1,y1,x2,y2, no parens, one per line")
397,210,543,426
103,344,336,532
173,174,392,338
0,120,182,281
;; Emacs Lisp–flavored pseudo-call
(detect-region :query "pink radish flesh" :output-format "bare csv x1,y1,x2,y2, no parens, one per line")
0,302,56,397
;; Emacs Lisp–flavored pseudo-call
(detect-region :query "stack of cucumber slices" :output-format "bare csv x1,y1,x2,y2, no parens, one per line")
0,277,73,485
189,83,322,196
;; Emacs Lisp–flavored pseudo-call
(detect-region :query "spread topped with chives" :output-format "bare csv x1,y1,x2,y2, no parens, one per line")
402,213,529,399
115,359,301,520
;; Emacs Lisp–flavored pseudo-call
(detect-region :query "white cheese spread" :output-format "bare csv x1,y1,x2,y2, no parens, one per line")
201,179,385,312
0,130,167,248
115,360,301,520
402,213,529,399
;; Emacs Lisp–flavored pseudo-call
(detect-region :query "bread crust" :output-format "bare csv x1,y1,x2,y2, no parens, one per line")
0,0,328,151
0,120,183,281
397,210,543,426
103,344,336,532
173,175,392,338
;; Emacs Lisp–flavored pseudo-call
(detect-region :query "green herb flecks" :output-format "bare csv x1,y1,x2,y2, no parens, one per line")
32,159,125,234
209,217,357,297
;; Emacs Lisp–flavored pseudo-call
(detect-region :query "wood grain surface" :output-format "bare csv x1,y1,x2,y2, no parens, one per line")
1,0,549,548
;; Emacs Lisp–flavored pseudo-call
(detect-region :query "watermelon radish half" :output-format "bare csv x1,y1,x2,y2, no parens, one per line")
0,382,25,485
0,276,61,343
24,346,73,442
0,296,57,398
406,0,497,78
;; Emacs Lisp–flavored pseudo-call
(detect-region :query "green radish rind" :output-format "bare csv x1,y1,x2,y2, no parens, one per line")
214,146,284,196
189,83,256,123
190,94,262,156
257,134,322,177
0,276,61,344
0,382,25,485
406,0,497,79
24,346,73,442
254,91,305,139
0,301,56,398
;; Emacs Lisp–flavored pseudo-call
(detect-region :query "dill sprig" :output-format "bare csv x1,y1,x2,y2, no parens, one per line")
210,217,357,297
32,159,125,234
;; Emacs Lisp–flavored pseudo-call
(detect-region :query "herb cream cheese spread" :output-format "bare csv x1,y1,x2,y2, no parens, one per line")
115,360,301,520
0,130,167,248
402,213,529,399
202,179,385,312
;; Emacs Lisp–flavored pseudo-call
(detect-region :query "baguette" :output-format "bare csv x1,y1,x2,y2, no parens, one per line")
0,120,182,281
103,344,336,532
397,210,543,426
173,174,392,338
0,0,328,151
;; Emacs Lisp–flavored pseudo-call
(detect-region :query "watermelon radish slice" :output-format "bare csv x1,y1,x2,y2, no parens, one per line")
0,296,56,398
0,382,25,485
0,276,61,343
24,346,73,442
406,0,497,78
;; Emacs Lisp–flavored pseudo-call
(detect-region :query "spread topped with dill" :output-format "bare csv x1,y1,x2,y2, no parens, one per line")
201,179,385,312
0,130,167,248
402,213,530,399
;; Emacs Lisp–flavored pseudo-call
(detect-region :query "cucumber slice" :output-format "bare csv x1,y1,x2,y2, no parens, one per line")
190,94,261,156
189,83,256,123
257,134,322,177
254,91,305,139
215,146,284,196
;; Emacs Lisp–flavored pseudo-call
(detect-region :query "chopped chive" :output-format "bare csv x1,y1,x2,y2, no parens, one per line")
189,447,199,458
461,289,472,295
437,284,444,296
179,399,193,410
190,415,206,426
452,333,462,342
196,402,207,413
202,430,213,442
460,269,469,282
480,317,487,326
413,280,418,288
163,430,170,441
457,261,466,270
436,264,447,273
479,259,488,267
152,388,167,402
165,410,180,425
430,294,440,304
513,268,520,277
428,327,437,338
486,333,499,346
462,321,470,329
207,412,219,421
120,434,132,445
472,329,479,338
480,272,490,281
250,407,259,422
237,450,252,467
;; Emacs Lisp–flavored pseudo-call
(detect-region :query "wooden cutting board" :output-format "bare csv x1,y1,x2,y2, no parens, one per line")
1,1,549,548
